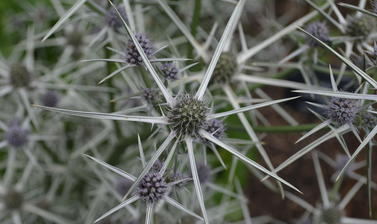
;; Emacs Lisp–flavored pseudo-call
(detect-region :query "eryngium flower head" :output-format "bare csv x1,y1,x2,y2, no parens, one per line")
137,172,168,203
354,111,377,130
200,119,225,144
106,5,127,31
160,62,179,80
41,90,59,107
320,206,343,224
125,33,154,65
6,120,29,148
325,97,359,125
306,21,331,46
346,16,371,38
211,52,238,84
167,94,209,138
9,63,32,88
2,189,23,210
142,88,163,105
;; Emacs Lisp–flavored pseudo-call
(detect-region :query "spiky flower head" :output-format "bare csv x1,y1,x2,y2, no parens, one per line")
116,178,133,196
306,21,331,46
137,172,168,204
167,94,209,138
142,88,163,105
106,5,127,31
211,52,238,84
2,189,24,210
325,97,359,126
319,206,343,224
160,62,179,80
196,163,212,184
9,63,32,88
125,33,154,65
5,119,29,148
346,16,371,38
354,111,377,130
200,119,225,144
41,90,59,107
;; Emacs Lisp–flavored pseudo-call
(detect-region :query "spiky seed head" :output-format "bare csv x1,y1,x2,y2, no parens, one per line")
115,178,133,196
320,206,343,224
6,120,29,148
41,90,59,107
137,172,168,204
346,16,371,38
325,97,359,126
9,63,32,88
125,33,154,65
106,5,127,31
142,88,163,105
167,94,209,138
354,111,377,130
196,163,212,184
199,119,225,144
2,189,23,210
306,21,331,46
211,52,238,84
160,62,179,80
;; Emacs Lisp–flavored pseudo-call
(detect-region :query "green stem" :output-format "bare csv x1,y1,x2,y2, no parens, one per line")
187,0,201,59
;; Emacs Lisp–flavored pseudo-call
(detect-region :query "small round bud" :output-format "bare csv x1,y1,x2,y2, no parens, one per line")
2,190,23,210
160,62,179,80
125,33,154,65
137,172,168,204
6,120,29,148
325,97,359,126
320,206,343,224
9,63,32,88
346,16,371,38
106,5,127,31
167,94,209,138
142,88,163,105
354,111,377,130
41,90,59,107
211,52,238,84
305,21,331,46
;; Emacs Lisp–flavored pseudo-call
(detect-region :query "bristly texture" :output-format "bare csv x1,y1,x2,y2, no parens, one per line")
5,120,29,148
167,94,209,138
142,88,163,105
319,206,343,224
211,52,238,84
200,119,225,144
105,5,127,31
2,189,24,210
354,110,377,130
325,97,359,126
346,16,371,38
125,33,154,65
9,63,32,88
137,172,168,204
305,21,331,46
41,90,59,107
160,62,179,80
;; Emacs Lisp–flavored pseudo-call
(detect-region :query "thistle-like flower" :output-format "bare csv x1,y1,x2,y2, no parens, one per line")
5,120,29,148
305,21,331,46
125,33,154,65
41,90,59,107
200,119,225,144
142,88,163,106
354,110,377,130
160,62,179,80
346,16,371,38
211,52,238,84
325,97,359,126
167,94,209,138
137,172,168,204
